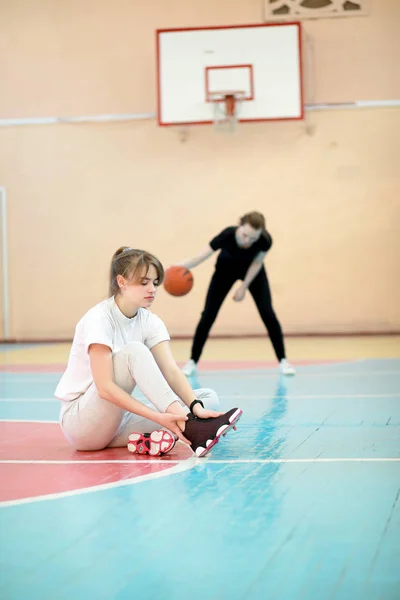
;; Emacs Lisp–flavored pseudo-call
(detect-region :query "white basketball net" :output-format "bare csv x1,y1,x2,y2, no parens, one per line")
209,92,245,133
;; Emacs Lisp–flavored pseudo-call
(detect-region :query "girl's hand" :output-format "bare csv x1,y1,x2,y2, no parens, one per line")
156,413,191,444
192,405,238,430
233,285,246,302
192,405,223,419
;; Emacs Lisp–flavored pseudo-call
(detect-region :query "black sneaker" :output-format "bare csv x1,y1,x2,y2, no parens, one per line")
184,408,242,457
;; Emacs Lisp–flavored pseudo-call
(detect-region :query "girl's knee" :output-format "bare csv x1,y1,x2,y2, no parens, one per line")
124,341,152,356
118,342,153,368
195,388,220,410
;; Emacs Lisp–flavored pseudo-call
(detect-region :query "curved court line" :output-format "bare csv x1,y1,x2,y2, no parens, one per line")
0,456,199,508
2,458,400,465
1,459,181,464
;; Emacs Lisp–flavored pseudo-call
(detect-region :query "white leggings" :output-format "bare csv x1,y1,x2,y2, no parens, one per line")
59,342,219,451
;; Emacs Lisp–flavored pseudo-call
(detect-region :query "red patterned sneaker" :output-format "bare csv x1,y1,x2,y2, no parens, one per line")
184,408,242,458
127,430,176,456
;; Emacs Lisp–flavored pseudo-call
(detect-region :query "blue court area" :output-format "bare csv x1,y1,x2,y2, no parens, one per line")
1,358,400,599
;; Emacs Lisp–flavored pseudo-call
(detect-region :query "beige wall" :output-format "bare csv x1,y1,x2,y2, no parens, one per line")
0,0,399,340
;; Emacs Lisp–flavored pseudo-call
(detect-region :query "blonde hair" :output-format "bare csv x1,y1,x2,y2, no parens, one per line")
109,247,164,297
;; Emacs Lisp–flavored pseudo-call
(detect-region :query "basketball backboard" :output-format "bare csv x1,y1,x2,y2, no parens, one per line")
156,22,304,127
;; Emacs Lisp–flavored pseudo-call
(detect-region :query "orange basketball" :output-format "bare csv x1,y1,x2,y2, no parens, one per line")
163,266,194,297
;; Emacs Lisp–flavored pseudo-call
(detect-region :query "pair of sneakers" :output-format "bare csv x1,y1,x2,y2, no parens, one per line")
182,358,296,376
127,407,242,458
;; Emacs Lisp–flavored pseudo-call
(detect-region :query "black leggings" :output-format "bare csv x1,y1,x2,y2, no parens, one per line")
191,267,286,363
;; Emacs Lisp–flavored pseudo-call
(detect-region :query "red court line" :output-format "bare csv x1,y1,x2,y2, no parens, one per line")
0,359,339,373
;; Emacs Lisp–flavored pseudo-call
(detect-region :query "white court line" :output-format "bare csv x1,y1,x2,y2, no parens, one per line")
220,394,400,400
204,458,400,464
1,458,399,465
0,456,199,507
208,370,400,378
1,392,400,403
1,370,400,382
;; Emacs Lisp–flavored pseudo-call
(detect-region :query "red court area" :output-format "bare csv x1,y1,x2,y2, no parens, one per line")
0,422,192,503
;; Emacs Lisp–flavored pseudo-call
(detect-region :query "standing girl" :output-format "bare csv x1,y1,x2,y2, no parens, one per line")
176,212,296,376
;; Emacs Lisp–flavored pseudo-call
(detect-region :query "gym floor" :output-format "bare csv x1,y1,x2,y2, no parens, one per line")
1,336,399,600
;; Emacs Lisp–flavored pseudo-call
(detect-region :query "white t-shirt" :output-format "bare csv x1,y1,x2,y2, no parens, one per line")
55,296,170,402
